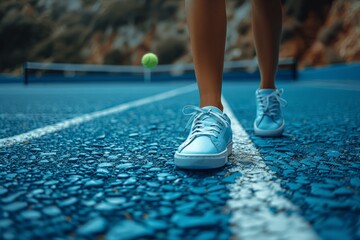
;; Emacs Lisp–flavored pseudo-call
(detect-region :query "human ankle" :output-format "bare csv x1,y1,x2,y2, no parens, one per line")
200,102,223,111
259,81,276,89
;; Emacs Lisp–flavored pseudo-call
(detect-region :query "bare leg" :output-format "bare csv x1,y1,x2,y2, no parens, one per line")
185,0,227,110
252,0,283,89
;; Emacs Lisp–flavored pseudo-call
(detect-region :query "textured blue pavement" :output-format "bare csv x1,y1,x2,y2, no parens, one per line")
0,79,359,239
0,83,187,138
224,82,360,240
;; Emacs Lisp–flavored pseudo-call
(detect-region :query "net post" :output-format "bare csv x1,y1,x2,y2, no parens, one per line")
23,62,28,85
144,68,151,83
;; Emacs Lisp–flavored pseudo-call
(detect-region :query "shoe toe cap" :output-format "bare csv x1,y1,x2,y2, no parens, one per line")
180,136,218,155
256,116,283,130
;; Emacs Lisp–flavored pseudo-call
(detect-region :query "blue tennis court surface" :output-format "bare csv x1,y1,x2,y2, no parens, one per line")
0,78,359,239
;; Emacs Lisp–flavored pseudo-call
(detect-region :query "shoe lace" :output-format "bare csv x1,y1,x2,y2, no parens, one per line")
257,89,287,117
182,105,229,139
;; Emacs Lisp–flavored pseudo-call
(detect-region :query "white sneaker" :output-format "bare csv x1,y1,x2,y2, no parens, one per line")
254,88,287,137
174,106,233,169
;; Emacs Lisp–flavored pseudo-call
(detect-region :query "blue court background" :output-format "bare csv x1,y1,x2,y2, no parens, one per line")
0,65,359,239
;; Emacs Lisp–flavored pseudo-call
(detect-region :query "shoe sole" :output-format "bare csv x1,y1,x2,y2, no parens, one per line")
253,121,285,137
174,142,233,169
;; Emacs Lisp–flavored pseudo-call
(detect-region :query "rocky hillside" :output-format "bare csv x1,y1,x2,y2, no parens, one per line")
0,0,359,74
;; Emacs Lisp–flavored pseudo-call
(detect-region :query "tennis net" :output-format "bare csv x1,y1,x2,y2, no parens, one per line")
23,58,297,84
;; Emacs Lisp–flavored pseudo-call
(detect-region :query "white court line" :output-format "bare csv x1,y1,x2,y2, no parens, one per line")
0,84,197,148
222,97,318,240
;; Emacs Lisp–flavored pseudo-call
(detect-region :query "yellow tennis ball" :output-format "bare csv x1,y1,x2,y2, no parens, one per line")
141,53,158,69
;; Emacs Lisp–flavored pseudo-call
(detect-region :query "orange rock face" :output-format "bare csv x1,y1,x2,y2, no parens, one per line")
281,0,360,68
0,0,359,73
